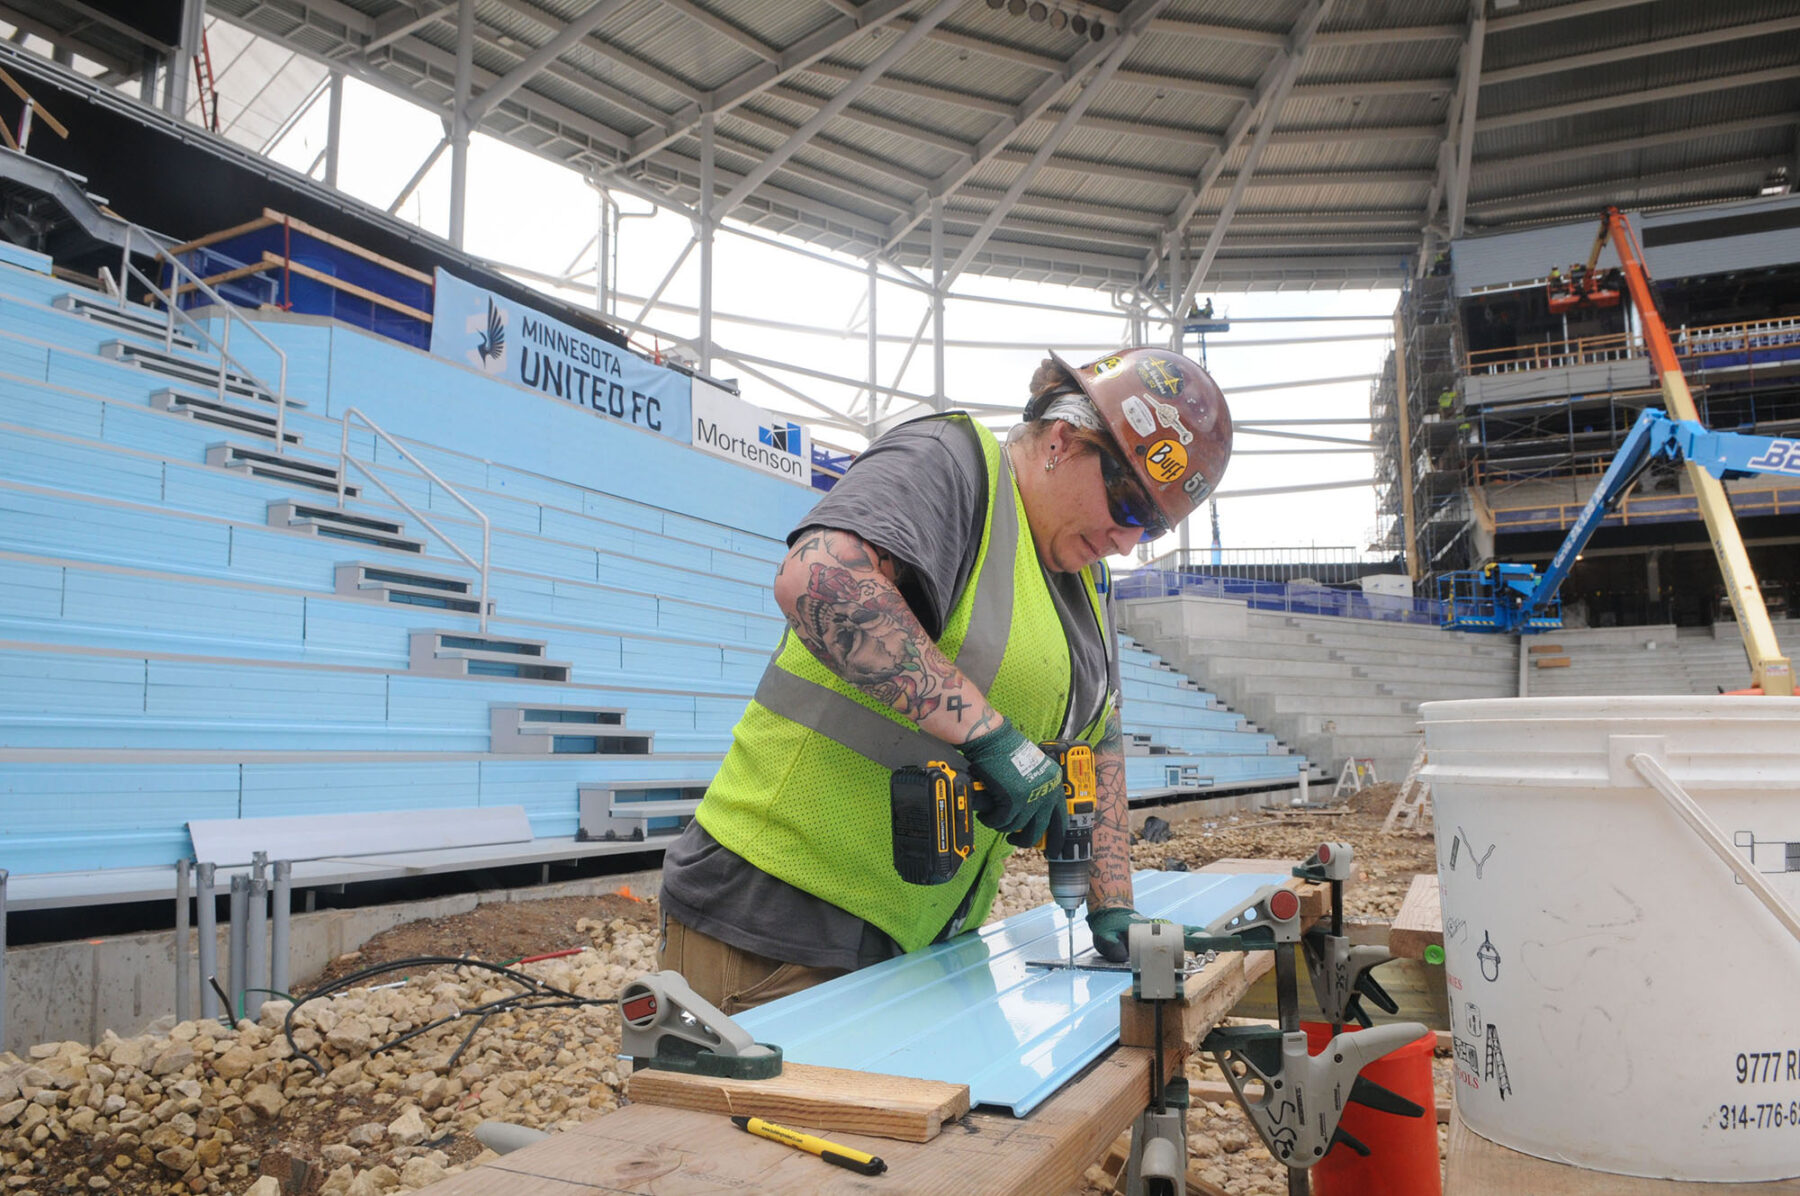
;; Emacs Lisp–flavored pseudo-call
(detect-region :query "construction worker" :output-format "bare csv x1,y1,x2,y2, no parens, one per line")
1438,388,1456,417
658,348,1234,1011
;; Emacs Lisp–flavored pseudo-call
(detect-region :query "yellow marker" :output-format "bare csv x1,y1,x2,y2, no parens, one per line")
731,1115,887,1176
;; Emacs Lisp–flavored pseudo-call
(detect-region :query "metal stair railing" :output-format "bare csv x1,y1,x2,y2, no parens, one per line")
116,222,292,453
337,406,492,633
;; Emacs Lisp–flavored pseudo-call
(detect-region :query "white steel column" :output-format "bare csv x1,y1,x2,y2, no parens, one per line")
448,0,475,249
166,0,204,117
931,197,946,410
698,115,715,375
323,70,344,189
1447,0,1488,239
1166,236,1184,351
867,254,879,426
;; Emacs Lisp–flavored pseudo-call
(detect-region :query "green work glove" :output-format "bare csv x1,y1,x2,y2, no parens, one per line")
959,717,1065,849
1087,907,1211,964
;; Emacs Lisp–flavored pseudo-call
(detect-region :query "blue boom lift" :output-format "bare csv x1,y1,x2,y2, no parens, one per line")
1440,410,1800,635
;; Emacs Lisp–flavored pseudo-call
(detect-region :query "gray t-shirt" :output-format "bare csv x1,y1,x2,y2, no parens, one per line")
660,417,1120,969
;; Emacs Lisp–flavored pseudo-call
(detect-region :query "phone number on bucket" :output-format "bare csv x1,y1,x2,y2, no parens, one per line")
1720,1102,1800,1131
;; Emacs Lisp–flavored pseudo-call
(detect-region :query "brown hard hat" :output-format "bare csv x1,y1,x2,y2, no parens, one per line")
1044,348,1232,528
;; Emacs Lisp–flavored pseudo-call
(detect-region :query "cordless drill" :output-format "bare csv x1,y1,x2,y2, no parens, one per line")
890,741,1097,945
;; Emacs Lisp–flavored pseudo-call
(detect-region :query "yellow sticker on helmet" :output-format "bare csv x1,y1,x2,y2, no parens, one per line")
1145,438,1188,483
1089,355,1127,381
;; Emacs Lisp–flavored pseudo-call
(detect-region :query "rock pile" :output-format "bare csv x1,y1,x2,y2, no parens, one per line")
1,914,660,1195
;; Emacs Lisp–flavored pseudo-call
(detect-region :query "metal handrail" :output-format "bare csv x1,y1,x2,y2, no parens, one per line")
116,222,292,453
336,406,491,633
1466,313,1800,377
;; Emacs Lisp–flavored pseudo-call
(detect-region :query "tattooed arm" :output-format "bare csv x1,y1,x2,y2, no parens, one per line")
1087,706,1134,912
773,527,1001,745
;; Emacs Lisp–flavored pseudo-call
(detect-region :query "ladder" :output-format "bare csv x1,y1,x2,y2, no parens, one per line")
1332,756,1378,798
1382,744,1432,835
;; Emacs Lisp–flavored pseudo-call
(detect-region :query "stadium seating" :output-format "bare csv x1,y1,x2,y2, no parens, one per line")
0,257,1313,883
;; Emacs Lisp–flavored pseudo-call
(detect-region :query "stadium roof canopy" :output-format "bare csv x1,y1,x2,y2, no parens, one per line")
9,0,1794,300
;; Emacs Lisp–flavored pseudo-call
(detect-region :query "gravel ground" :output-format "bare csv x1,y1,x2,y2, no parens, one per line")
0,785,1443,1195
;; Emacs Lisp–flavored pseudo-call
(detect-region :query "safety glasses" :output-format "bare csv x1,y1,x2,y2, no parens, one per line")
1097,449,1170,542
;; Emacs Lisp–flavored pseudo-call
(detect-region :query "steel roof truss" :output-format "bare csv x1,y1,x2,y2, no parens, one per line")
1446,0,1485,241
1176,0,1333,314
943,7,1161,288
463,0,629,125
619,0,919,170
714,0,961,223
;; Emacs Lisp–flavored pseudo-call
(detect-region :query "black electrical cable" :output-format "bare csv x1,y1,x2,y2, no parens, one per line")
281,955,609,1075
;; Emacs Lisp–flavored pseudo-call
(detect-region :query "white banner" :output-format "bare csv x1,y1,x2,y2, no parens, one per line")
429,269,690,441
690,377,812,486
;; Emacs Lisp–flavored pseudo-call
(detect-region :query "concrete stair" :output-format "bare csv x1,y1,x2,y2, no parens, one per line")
1527,622,1795,696
1121,593,1517,781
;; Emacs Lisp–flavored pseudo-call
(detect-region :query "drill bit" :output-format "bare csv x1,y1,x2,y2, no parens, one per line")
1066,911,1074,967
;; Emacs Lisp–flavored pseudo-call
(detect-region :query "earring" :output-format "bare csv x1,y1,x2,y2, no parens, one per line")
1044,455,1059,472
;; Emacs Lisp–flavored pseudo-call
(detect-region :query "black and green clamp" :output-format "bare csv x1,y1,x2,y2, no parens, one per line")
618,971,783,1080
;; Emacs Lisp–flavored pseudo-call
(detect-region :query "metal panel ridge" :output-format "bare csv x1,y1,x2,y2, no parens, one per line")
729,868,1286,1116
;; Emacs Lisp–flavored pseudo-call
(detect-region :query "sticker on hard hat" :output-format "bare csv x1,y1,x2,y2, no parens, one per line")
1136,357,1183,398
1120,395,1156,437
1149,397,1193,445
1089,355,1128,381
1145,439,1188,483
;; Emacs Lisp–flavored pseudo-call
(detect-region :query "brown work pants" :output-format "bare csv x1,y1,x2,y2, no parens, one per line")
657,915,849,1014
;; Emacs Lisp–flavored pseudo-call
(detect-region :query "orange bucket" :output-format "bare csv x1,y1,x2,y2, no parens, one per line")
1302,1022,1440,1196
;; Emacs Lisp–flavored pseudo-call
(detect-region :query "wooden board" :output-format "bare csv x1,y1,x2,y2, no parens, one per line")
624,1061,968,1144
1445,1106,1800,1194
1526,644,1564,654
1388,872,1443,961
263,253,436,322
420,1047,1160,1195
262,209,437,284
1533,656,1571,668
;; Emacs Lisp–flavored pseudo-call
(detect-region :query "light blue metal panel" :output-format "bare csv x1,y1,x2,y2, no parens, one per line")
0,648,146,716
538,506,638,555
0,558,63,620
45,348,165,402
636,530,710,574
0,713,485,752
720,647,768,685
548,578,660,633
99,399,241,459
0,381,95,440
707,548,778,586
0,487,232,571
63,568,305,651
485,617,622,675
204,321,332,406
429,480,539,533
160,463,305,527
695,694,752,732
478,758,720,836
146,659,388,723
488,467,588,513
302,595,463,665
654,598,753,645
0,761,240,872
372,436,489,491
1129,698,1244,731
621,637,723,682
582,489,666,534
0,429,165,503
494,529,598,582
239,760,481,818
728,529,787,562
0,261,69,302
730,870,1285,1116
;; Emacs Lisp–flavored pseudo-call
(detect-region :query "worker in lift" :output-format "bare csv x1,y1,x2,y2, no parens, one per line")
657,349,1234,1011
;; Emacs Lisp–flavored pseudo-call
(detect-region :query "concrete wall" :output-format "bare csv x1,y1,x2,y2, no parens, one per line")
3,868,662,1055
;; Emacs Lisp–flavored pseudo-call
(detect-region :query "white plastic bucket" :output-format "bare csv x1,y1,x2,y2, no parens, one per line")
1421,696,1800,1181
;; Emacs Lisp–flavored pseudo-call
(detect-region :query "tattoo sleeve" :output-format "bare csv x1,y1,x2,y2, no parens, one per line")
1088,704,1134,912
776,529,996,742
